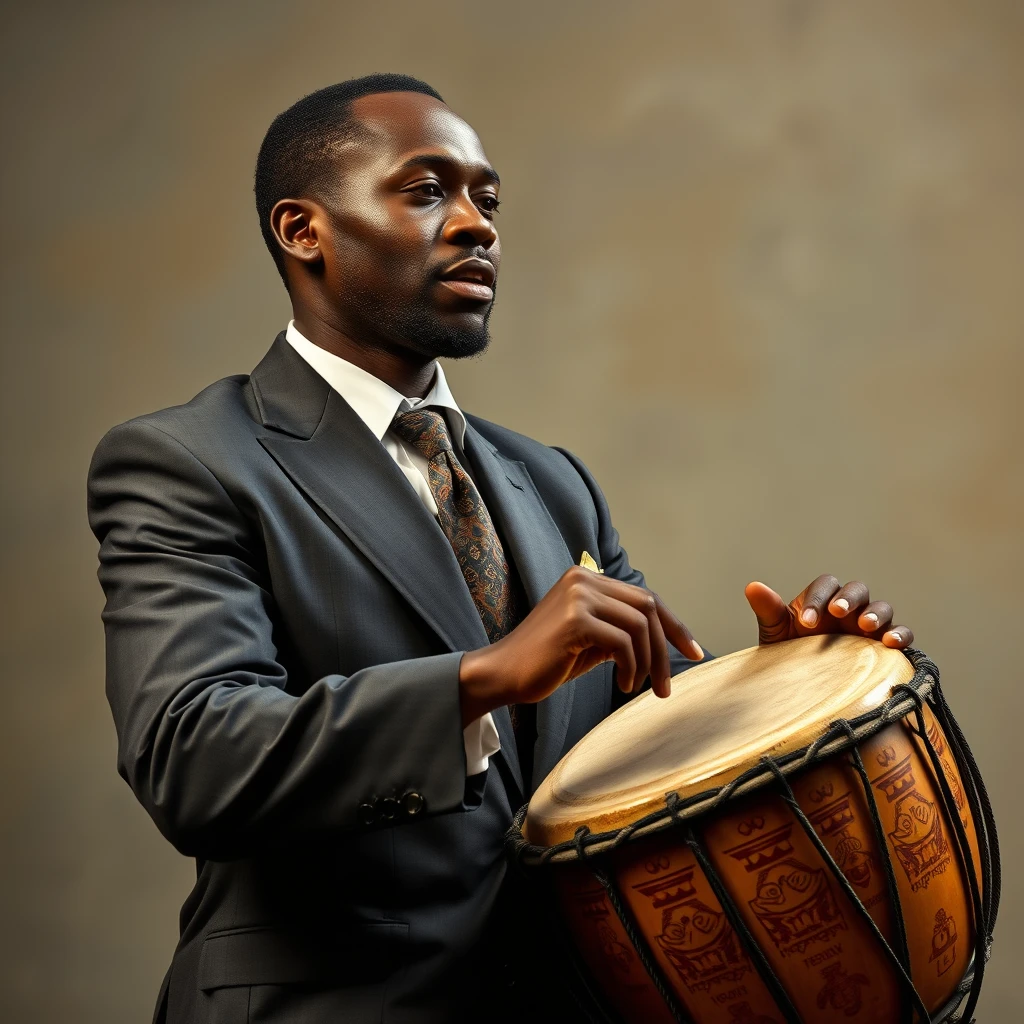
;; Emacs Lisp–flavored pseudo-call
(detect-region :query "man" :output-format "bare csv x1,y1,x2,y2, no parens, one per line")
87,74,913,1023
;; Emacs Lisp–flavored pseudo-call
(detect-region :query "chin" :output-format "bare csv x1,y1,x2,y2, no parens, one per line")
416,327,491,360
404,308,493,360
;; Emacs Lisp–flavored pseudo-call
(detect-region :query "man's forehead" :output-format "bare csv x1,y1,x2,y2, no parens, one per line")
345,91,490,170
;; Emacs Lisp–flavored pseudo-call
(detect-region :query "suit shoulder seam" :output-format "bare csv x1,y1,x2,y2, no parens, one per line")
119,418,249,524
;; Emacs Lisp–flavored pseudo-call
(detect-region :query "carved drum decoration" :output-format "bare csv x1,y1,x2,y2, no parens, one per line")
509,636,998,1024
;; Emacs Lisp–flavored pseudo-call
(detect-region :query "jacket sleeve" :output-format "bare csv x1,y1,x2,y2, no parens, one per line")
553,445,710,682
87,418,470,861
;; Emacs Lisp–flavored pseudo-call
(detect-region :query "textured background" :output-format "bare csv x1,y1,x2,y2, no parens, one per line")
1,1,1021,1019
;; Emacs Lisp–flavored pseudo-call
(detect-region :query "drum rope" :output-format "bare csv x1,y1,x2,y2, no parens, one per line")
503,825,627,1024
900,652,1000,937
505,648,999,1023
841,730,915,1022
674,811,804,1024
760,754,933,1024
927,680,1001,931
892,680,992,1024
573,826,695,1024
507,669,938,867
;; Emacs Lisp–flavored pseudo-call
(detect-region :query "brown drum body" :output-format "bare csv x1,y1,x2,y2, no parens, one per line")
525,638,983,1024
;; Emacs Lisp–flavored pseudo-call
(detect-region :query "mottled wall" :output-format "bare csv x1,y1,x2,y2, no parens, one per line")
1,1,1021,1019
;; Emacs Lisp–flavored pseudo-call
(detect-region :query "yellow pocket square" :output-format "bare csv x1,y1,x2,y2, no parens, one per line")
578,550,604,573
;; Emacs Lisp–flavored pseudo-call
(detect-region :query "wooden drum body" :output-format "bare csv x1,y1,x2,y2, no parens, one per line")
511,637,997,1024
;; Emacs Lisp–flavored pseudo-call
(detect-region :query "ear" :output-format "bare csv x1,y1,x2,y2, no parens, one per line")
269,197,324,269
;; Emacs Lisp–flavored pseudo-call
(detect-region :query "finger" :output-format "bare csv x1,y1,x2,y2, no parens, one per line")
654,593,704,662
642,592,673,697
744,581,791,644
795,574,841,628
590,574,703,664
828,580,870,620
882,624,914,649
857,600,893,636
591,595,653,694
585,620,638,694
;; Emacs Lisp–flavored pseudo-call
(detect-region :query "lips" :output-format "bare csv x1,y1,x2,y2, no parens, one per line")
437,258,496,302
439,257,496,288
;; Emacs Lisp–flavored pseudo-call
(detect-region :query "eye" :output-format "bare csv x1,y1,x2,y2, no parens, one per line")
476,193,501,213
407,180,444,200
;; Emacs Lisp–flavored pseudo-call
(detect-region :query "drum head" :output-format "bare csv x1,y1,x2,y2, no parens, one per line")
525,634,915,845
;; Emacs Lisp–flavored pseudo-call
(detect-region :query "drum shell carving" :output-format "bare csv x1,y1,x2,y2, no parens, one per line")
555,862,679,1024
549,711,979,1023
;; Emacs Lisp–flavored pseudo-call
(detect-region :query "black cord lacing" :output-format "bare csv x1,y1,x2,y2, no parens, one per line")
503,648,999,1024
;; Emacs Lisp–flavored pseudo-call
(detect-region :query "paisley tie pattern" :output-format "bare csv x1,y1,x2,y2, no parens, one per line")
391,408,519,647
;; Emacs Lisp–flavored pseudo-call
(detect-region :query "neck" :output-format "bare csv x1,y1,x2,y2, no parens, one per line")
292,313,437,399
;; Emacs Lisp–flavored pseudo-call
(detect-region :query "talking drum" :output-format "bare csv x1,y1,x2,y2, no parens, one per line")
507,636,999,1024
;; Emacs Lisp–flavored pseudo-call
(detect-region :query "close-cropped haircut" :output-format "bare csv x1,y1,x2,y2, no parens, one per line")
254,73,445,286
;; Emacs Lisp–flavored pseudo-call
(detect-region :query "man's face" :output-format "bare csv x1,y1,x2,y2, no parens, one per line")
312,91,501,360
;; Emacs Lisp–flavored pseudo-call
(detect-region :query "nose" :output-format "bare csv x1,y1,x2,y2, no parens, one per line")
442,193,498,250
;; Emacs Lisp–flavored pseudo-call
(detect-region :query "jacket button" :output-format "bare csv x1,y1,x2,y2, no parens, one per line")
357,802,377,825
402,791,425,816
378,796,399,821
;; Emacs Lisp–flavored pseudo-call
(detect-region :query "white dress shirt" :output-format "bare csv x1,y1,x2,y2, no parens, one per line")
285,321,502,775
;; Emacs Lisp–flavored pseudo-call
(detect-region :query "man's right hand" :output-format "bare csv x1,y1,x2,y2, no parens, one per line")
458,565,704,727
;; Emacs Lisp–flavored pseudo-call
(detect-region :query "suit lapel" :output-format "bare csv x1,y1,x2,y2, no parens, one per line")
462,423,577,792
249,336,579,801
252,336,490,658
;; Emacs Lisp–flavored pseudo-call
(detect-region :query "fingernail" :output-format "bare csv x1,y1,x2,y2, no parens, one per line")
691,642,704,660
801,608,818,627
831,598,849,614
862,612,879,629
889,631,902,643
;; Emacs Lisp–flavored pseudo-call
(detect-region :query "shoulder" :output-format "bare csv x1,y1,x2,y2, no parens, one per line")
465,412,606,520
464,412,582,477
91,373,256,465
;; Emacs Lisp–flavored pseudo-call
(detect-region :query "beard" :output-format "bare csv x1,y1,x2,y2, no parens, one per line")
342,275,495,360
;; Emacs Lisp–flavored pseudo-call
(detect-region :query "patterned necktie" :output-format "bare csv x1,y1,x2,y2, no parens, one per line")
391,408,519,646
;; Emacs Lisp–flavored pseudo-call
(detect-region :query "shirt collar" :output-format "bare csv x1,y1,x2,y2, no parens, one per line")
285,320,467,448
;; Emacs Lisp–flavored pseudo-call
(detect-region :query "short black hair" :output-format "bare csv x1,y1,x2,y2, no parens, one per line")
254,73,445,286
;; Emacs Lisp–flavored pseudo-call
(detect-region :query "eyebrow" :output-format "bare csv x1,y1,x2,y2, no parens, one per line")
395,153,500,186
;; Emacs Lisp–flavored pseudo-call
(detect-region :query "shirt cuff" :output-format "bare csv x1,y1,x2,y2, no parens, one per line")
463,711,501,776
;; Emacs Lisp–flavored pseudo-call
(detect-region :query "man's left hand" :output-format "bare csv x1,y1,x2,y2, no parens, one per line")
744,575,914,650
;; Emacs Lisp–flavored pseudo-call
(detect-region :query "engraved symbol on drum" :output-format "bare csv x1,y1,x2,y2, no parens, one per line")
926,721,947,757
888,790,951,892
737,816,766,836
815,963,870,1016
727,1002,781,1024
633,866,751,992
747,860,848,957
809,782,834,803
572,885,637,974
656,902,751,992
645,855,671,874
929,908,958,976
945,763,968,824
595,918,634,975
807,791,875,890
872,754,916,803
573,887,611,921
724,823,795,873
876,746,899,768
927,720,970,826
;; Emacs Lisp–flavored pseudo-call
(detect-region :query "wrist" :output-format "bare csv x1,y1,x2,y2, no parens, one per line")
458,647,508,728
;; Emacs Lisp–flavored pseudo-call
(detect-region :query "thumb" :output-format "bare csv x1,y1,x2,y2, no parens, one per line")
745,581,792,644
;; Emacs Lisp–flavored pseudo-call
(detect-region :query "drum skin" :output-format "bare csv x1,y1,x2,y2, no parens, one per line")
538,642,982,1023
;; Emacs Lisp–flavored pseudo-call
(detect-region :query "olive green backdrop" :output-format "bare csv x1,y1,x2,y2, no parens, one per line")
2,1,1021,1019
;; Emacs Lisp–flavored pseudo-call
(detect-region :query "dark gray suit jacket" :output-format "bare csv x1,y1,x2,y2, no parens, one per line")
87,334,696,1023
